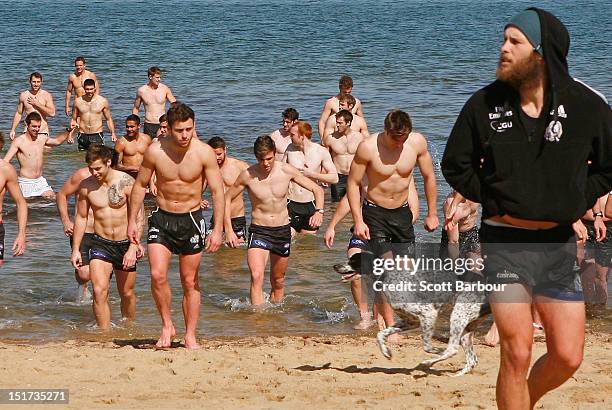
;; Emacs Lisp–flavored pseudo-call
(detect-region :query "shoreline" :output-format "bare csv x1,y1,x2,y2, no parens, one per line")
1,331,609,409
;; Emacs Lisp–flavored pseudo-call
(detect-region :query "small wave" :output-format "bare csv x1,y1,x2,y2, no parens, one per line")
0,319,22,330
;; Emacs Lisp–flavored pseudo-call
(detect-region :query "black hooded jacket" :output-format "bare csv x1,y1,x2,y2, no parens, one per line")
441,8,612,224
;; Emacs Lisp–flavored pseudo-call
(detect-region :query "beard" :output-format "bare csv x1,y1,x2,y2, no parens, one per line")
496,52,545,89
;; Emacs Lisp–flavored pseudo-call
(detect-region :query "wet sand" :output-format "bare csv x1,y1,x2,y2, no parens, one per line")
0,330,609,409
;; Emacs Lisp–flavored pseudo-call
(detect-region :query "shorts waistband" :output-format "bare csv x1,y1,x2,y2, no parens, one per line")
78,132,104,137
249,223,291,232
92,234,130,245
363,199,409,210
288,200,315,206
153,207,201,218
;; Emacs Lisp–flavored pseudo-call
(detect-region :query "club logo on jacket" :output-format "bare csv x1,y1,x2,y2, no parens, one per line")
544,105,567,142
489,106,513,132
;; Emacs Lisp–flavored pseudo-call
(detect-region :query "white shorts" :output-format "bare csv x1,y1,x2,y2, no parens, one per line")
18,176,52,198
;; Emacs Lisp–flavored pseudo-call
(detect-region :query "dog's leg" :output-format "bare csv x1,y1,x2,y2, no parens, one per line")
418,306,441,354
452,330,478,377
377,320,406,359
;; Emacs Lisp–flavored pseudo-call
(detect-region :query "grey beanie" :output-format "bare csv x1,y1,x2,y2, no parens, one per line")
506,9,543,55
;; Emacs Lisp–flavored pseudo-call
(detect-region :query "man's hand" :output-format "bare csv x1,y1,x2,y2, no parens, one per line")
127,221,140,245
200,199,209,209
424,214,439,232
225,230,240,248
205,229,223,253
353,221,370,241
111,133,117,142
324,226,335,249
149,182,158,196
9,130,16,140
572,220,588,244
136,244,145,259
122,244,138,270
593,217,606,242
12,234,26,257
63,220,74,236
308,212,323,229
65,106,71,117
71,250,82,269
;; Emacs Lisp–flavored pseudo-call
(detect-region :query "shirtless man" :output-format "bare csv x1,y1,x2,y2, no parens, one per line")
323,94,368,139
270,108,299,161
127,103,225,349
71,79,117,150
0,131,27,267
132,67,177,139
71,145,144,329
225,136,324,305
156,114,168,139
114,115,152,179
348,110,439,333
65,56,99,116
4,112,75,199
323,110,364,202
10,72,56,139
284,121,338,235
318,75,364,139
206,137,249,243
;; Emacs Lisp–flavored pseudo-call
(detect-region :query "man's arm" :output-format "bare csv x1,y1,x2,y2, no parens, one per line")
318,99,334,140
324,194,351,249
71,187,89,268
415,133,439,231
224,171,248,248
3,163,27,256
354,98,364,117
202,146,225,253
358,116,369,137
3,139,20,163
585,104,612,208
92,73,100,95
303,149,339,184
9,96,24,140
166,85,177,103
132,88,142,115
102,99,117,141
347,141,369,239
65,76,74,116
57,169,86,236
127,147,155,244
45,128,75,147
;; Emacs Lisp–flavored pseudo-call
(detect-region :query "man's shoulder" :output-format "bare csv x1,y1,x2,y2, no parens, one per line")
79,175,98,191
569,79,610,109
138,132,152,143
73,167,92,181
269,129,282,138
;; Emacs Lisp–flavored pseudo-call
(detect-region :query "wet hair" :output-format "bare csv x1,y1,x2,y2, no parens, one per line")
29,72,43,82
384,110,412,136
207,137,226,149
339,75,353,92
282,107,299,121
0,131,4,151
83,78,95,88
25,112,42,124
126,114,141,125
158,114,167,123
294,121,313,139
85,144,113,165
74,56,86,64
148,66,162,77
254,135,276,159
336,109,353,124
167,102,195,127
339,93,356,108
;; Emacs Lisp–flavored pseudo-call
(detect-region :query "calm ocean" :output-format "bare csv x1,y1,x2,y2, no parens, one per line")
0,0,609,342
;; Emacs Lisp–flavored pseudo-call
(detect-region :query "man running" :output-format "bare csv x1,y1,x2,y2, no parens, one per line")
132,67,177,138
71,145,144,329
10,72,56,139
4,113,75,199
225,136,324,305
71,79,117,150
127,102,225,349
442,9,612,408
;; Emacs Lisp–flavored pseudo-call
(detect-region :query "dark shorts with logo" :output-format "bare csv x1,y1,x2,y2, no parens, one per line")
248,224,291,257
69,232,96,266
143,122,160,139
288,200,319,232
89,234,136,272
208,215,247,240
0,222,4,260
147,208,205,255
480,223,583,301
77,132,104,151
348,234,370,251
330,173,348,202
584,221,612,268
362,199,415,258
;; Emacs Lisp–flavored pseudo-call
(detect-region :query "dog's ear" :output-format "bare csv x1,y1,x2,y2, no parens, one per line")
348,252,375,275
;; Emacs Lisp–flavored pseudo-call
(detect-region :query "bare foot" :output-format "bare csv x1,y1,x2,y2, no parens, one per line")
387,333,405,345
483,323,499,347
184,335,201,350
353,316,375,330
155,324,176,348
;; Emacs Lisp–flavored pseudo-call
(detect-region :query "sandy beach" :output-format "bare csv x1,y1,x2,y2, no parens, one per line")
0,330,609,409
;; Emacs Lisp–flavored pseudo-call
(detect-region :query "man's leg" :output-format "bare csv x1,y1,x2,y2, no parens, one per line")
148,243,175,348
247,247,270,305
115,269,137,321
89,259,114,330
348,247,371,329
528,297,585,407
490,284,534,410
178,251,204,349
593,264,609,306
269,253,288,303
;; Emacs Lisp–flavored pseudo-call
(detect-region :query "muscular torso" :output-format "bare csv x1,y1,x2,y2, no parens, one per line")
20,90,52,133
220,158,248,218
75,95,106,133
151,139,207,213
139,84,170,124
364,133,418,209
15,134,48,179
119,133,151,170
82,170,133,240
270,129,292,161
285,144,325,203
326,129,364,175
245,162,293,226
70,70,95,97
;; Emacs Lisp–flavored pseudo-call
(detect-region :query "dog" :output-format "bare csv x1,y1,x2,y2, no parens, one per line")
334,250,491,377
